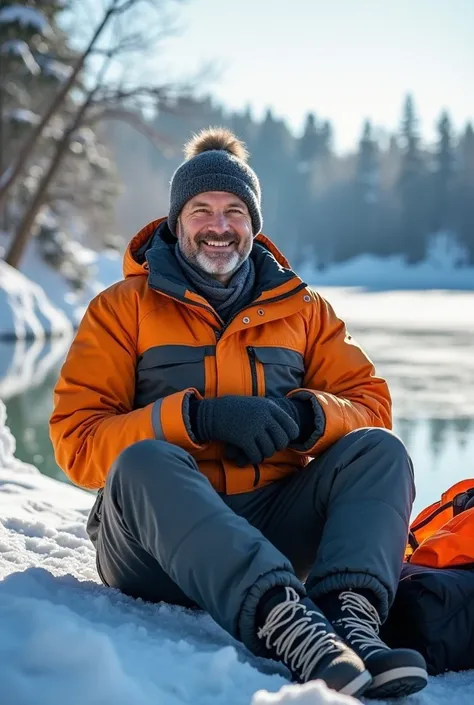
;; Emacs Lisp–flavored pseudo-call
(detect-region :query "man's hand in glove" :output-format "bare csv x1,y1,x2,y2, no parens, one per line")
188,395,300,466
224,397,318,466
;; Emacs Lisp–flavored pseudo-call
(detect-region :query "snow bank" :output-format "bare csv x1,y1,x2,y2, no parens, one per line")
0,5,49,34
1,401,473,703
301,231,474,292
301,252,474,291
0,260,72,340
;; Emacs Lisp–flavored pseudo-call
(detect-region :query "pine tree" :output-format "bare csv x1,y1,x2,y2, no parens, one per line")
231,105,258,156
431,110,456,232
357,120,379,206
298,113,320,166
251,109,295,248
455,122,474,262
397,95,429,262
352,119,380,256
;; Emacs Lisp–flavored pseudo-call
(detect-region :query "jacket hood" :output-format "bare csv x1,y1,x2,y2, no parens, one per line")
122,217,292,279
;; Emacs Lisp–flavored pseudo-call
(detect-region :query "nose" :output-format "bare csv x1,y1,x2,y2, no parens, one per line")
209,211,230,234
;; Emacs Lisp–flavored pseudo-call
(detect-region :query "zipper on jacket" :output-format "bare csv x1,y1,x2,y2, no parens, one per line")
247,346,258,396
253,464,261,487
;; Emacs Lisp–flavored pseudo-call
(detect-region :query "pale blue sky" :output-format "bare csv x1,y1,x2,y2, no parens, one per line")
160,0,474,152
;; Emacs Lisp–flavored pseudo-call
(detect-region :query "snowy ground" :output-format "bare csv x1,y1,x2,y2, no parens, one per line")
1,405,474,704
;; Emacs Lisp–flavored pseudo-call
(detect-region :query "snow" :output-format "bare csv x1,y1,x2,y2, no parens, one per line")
1,405,474,703
19,239,123,326
301,233,474,291
302,253,474,290
6,108,40,125
1,39,40,75
0,259,73,340
36,55,73,82
0,5,49,34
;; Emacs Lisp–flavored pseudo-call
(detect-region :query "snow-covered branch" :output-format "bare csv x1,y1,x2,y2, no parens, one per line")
0,5,50,34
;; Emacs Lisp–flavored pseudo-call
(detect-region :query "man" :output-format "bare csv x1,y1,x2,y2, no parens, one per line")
50,127,427,699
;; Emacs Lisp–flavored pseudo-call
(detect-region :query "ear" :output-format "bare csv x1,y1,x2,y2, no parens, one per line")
176,217,182,238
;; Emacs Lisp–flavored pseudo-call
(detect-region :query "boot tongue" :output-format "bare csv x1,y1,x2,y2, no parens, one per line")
317,588,379,622
256,586,299,630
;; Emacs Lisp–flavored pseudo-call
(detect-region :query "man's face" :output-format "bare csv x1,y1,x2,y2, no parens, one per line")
176,191,253,284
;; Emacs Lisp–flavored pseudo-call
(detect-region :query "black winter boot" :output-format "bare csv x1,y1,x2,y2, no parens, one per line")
319,590,428,699
256,586,372,697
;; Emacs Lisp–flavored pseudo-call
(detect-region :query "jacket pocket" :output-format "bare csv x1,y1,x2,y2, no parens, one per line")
249,346,305,398
135,345,215,407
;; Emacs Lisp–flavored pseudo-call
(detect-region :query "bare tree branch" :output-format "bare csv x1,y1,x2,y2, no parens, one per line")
0,0,121,209
88,106,178,154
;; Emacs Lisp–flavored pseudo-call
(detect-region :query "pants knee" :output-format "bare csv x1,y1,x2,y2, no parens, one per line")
358,427,414,489
108,439,195,490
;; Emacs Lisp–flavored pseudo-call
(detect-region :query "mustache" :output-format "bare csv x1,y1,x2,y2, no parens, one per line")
197,230,238,243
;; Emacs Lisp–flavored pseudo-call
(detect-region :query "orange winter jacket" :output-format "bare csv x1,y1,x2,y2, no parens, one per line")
49,218,392,493
406,479,474,568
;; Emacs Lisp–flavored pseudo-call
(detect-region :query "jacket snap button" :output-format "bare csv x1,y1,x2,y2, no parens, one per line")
303,295,311,302
257,309,265,316
242,316,250,324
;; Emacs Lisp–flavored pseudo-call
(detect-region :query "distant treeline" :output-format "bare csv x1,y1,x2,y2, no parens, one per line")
108,94,474,267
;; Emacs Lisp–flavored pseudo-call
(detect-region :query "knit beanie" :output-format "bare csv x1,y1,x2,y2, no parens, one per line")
168,127,262,236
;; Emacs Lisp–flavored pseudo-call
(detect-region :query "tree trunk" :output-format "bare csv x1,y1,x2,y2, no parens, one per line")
0,0,117,211
5,99,91,268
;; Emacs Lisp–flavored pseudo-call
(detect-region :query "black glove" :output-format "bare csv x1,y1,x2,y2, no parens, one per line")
225,397,317,466
270,397,315,442
188,396,300,466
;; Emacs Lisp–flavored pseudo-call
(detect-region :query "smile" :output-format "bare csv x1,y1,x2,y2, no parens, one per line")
202,240,235,248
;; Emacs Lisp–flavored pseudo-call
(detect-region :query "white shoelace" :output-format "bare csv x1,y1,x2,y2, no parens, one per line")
337,591,389,656
257,587,339,683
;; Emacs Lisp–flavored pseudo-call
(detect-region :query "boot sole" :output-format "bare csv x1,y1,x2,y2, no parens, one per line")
339,669,373,697
365,666,428,699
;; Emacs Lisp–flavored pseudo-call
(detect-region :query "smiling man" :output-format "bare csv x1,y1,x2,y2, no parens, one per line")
50,128,427,699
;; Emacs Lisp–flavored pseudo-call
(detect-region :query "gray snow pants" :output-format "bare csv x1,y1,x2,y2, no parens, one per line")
87,427,415,656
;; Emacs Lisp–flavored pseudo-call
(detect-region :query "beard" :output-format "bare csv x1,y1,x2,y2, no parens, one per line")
179,227,251,278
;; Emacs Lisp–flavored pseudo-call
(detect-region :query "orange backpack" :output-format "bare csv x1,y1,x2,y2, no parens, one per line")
406,479,474,568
